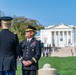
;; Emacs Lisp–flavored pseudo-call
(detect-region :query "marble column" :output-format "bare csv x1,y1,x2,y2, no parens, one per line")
62,31,64,46
67,31,68,46
50,31,52,46
58,31,60,47
54,31,56,46
71,31,72,45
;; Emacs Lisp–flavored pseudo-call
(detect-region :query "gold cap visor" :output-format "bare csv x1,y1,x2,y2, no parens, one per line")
26,28,35,32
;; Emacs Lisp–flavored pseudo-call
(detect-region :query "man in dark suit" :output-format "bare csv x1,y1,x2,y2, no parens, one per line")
19,25,41,75
0,16,19,75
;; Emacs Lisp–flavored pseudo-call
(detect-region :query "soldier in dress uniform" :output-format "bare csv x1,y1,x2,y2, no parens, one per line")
0,16,19,75
19,25,41,75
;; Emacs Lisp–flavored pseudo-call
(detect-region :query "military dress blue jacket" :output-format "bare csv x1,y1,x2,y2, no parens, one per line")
19,38,41,70
0,29,19,71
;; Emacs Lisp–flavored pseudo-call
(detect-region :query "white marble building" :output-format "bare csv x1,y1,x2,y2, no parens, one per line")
40,23,76,47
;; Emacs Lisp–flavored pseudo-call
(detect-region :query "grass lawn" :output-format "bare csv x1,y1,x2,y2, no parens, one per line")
16,57,76,75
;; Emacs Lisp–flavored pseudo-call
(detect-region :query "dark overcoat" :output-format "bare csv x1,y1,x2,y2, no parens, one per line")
0,29,19,71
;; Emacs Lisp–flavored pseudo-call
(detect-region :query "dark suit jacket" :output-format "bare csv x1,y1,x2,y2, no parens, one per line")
19,38,41,70
0,29,19,71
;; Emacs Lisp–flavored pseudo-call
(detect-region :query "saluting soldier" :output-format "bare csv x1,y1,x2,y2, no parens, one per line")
19,25,41,75
0,16,19,75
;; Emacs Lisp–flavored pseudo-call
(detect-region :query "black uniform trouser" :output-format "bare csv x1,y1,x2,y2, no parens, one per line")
22,70,36,75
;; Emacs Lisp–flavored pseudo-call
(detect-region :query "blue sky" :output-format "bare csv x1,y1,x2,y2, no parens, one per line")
0,0,76,26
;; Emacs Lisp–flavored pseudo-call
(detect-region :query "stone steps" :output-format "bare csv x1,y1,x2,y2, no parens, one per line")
50,46,76,57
